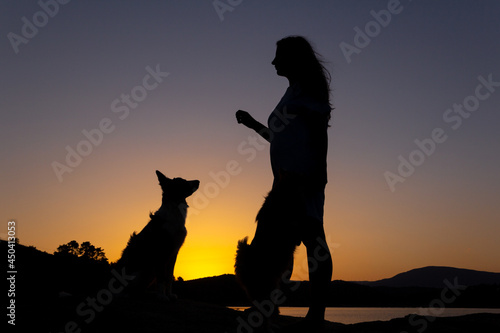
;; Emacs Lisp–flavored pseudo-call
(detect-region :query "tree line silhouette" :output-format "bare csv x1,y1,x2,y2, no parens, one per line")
54,240,108,263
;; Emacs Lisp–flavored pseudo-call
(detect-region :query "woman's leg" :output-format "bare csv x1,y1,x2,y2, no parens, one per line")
302,220,332,322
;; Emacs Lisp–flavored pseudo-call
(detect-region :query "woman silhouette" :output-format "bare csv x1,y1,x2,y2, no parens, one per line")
236,36,333,329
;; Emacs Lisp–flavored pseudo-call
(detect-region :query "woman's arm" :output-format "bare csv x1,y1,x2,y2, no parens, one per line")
236,110,272,142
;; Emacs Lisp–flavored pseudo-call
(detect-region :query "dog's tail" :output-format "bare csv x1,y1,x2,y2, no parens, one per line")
234,237,251,277
235,237,254,296
235,237,249,267
237,237,249,248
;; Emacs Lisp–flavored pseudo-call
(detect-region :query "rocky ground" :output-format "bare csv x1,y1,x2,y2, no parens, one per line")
18,296,500,333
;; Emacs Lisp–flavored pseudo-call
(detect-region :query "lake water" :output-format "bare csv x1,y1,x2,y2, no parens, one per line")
229,307,500,324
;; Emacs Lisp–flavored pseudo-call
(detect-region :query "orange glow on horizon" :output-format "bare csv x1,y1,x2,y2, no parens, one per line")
8,151,500,283
15,193,500,283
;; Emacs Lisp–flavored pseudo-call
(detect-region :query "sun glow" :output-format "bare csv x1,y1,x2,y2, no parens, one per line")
174,247,236,281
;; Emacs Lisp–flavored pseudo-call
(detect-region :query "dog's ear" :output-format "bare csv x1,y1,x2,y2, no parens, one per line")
155,170,171,184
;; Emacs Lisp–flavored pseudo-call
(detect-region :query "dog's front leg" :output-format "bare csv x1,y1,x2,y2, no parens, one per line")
157,250,180,301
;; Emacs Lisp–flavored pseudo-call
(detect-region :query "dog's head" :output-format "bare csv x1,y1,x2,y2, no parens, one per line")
156,170,199,201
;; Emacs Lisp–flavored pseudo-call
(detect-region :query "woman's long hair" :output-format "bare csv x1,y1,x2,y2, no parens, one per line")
276,36,332,110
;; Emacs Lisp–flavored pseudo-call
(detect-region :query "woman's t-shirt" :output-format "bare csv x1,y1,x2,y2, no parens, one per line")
268,83,330,190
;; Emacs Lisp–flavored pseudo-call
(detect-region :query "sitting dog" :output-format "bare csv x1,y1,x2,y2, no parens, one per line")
116,170,199,301
235,172,306,317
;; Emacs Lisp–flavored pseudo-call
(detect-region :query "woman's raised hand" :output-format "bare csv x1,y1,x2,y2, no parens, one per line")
236,110,256,128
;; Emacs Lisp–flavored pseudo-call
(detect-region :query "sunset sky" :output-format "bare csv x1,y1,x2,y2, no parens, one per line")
1,0,499,282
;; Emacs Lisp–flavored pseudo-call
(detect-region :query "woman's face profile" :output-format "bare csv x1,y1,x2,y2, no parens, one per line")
272,46,294,78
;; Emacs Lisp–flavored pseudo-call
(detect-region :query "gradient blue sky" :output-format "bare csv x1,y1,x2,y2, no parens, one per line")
1,0,499,281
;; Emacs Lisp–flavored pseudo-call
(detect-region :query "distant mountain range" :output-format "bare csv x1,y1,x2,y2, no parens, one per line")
177,267,500,308
354,266,500,288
